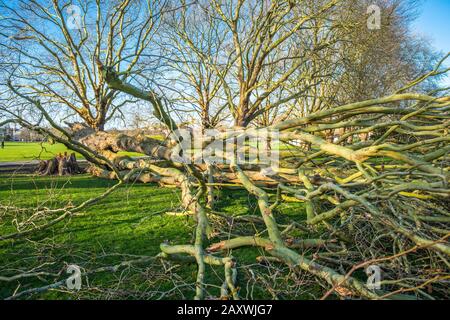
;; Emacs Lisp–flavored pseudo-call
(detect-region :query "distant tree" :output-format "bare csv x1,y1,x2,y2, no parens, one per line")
0,0,165,131
18,127,44,142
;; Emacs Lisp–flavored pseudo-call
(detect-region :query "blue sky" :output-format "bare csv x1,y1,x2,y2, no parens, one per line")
413,0,450,54
413,0,450,85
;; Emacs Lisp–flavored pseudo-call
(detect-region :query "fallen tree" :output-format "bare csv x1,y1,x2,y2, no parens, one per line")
99,63,450,299
3,59,449,299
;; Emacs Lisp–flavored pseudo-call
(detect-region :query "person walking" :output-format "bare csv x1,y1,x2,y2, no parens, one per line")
1,140,4,149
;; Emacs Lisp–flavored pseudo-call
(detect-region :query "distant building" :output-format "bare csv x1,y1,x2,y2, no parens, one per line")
0,126,17,141
17,128,44,142
0,126,44,142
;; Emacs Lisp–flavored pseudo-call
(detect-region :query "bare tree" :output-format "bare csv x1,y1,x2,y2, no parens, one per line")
161,0,231,130
0,0,165,131
184,0,342,127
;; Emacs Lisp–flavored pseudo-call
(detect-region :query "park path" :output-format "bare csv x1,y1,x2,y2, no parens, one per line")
0,160,88,173
0,160,42,166
0,160,88,166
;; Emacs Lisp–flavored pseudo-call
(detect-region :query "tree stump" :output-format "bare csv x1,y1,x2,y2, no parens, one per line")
36,152,82,176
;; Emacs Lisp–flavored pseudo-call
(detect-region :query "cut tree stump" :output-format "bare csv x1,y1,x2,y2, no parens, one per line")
36,152,82,176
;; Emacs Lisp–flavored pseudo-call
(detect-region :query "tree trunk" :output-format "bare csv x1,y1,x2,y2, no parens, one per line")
37,152,82,176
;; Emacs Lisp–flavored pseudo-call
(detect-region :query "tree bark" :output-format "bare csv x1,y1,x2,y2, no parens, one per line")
37,153,82,176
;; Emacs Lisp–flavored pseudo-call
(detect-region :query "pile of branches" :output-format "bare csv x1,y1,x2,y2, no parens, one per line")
2,66,449,300
91,65,450,299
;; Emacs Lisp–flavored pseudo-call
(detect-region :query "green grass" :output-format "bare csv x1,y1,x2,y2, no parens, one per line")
0,138,290,163
0,174,308,299
0,174,193,299
0,142,144,162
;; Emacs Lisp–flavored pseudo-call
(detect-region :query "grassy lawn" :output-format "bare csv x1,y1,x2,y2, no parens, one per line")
0,142,143,162
0,138,292,163
0,173,309,299
0,174,192,299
